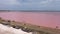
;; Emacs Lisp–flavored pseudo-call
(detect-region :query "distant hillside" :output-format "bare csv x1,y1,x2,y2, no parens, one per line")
0,10,60,12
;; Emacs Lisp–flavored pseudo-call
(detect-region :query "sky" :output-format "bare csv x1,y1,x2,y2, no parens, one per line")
0,0,60,10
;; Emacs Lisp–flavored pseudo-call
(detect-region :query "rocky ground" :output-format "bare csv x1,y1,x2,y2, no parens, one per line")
0,24,32,34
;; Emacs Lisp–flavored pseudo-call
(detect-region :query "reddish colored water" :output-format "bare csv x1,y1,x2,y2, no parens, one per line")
0,12,60,28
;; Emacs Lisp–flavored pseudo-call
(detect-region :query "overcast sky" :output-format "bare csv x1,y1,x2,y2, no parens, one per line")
0,0,60,10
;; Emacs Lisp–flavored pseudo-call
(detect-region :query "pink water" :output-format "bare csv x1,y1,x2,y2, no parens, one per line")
0,12,60,28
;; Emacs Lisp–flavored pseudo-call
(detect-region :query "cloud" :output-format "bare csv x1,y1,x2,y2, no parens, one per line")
40,0,53,5
0,0,60,10
0,0,20,5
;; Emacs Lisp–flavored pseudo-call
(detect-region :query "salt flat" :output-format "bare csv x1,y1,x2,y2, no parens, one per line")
0,24,32,34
